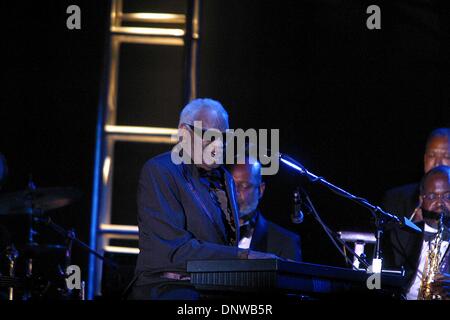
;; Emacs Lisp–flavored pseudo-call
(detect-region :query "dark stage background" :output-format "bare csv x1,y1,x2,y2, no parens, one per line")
1,0,450,291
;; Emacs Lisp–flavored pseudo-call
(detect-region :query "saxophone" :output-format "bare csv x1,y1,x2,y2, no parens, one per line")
418,213,449,300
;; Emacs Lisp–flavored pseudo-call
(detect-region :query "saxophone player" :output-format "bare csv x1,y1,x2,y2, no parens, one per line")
383,165,450,300
382,128,450,222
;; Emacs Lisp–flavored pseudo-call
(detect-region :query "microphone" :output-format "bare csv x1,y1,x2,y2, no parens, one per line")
291,187,305,224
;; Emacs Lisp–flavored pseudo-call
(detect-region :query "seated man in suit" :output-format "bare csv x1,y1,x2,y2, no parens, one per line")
383,165,450,300
229,157,302,262
383,128,450,221
129,98,280,300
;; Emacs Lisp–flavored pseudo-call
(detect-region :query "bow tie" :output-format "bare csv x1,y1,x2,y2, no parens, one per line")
423,231,438,242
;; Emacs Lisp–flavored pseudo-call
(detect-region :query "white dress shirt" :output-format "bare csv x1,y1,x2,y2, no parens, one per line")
238,235,252,249
238,222,253,249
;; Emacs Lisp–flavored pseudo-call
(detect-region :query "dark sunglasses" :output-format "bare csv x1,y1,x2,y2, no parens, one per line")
184,123,227,142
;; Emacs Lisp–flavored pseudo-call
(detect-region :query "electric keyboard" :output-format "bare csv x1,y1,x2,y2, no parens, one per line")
187,259,406,298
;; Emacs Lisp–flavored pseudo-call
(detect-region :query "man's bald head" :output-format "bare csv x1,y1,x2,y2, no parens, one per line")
424,128,450,173
420,166,450,195
229,158,265,219
232,161,263,184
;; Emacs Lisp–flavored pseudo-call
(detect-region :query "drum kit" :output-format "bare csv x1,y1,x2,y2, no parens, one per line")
0,178,109,300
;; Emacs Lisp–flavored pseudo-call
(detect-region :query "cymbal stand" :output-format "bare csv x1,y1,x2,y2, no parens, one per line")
24,178,39,299
5,244,19,300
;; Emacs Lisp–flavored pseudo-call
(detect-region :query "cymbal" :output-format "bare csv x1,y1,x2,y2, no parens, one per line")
0,187,82,215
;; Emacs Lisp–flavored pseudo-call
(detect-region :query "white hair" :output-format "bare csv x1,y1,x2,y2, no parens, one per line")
178,98,229,128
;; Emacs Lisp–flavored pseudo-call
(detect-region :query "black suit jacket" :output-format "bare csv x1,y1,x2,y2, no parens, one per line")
382,183,420,219
382,221,424,288
250,211,302,262
134,152,243,286
382,182,422,289
382,220,450,291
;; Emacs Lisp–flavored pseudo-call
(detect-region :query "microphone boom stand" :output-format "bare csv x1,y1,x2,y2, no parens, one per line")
34,216,118,270
279,153,421,272
298,186,370,270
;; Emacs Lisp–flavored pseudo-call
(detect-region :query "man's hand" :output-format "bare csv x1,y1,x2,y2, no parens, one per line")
429,273,450,300
248,250,282,260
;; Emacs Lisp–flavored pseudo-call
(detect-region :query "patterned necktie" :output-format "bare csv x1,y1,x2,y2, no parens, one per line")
198,167,236,245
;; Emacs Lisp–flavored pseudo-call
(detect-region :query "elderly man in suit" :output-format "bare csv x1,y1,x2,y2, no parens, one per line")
129,98,280,300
